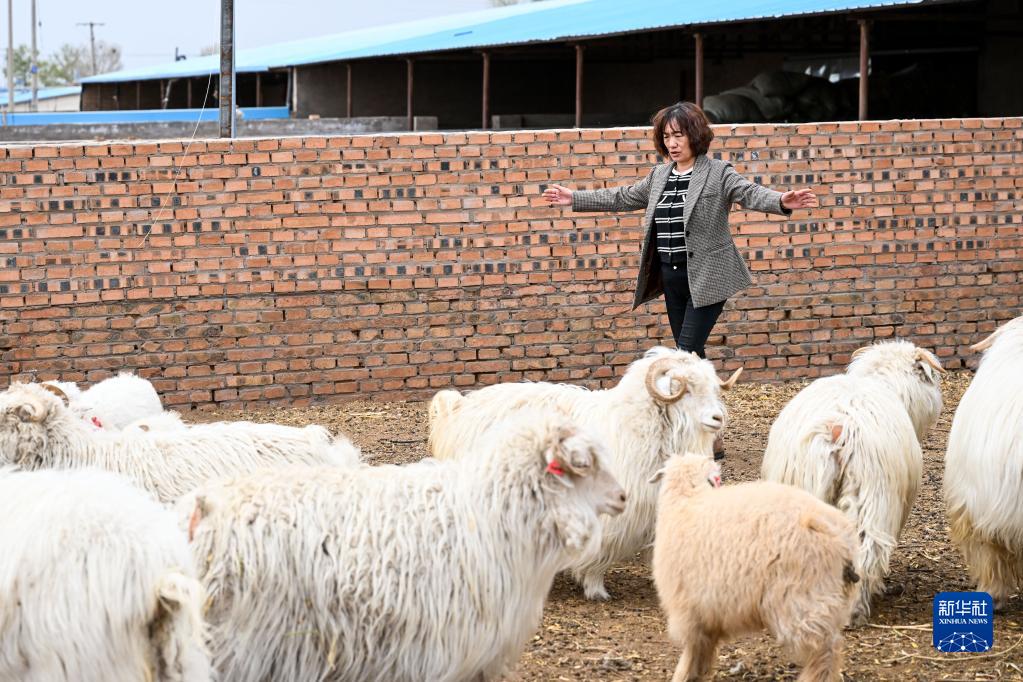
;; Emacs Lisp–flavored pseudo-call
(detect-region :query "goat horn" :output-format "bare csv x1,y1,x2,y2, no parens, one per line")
917,350,945,374
646,358,687,404
850,346,869,360
718,367,743,390
969,328,1001,353
41,383,70,406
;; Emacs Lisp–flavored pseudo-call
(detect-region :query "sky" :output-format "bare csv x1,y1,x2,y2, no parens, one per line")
1,0,499,72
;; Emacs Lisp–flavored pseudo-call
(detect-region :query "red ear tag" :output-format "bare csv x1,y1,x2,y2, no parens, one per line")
546,460,565,476
91,416,103,428
711,475,722,488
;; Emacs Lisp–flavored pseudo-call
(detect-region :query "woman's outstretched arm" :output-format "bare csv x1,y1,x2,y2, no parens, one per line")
722,163,818,215
543,167,655,213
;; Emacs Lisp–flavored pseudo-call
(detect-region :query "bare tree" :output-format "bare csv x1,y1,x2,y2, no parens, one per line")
46,41,122,82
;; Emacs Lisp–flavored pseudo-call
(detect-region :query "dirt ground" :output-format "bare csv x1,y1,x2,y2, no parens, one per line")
195,370,1023,681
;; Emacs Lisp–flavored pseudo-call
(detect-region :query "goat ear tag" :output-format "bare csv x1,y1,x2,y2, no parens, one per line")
546,460,565,476
710,474,722,488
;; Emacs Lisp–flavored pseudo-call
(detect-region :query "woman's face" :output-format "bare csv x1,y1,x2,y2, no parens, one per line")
662,122,694,164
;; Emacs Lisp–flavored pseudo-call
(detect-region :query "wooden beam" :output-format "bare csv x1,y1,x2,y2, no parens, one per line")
187,78,192,109
858,19,870,120
406,58,414,131
481,51,490,129
255,73,262,108
694,33,704,107
574,44,584,128
346,63,353,118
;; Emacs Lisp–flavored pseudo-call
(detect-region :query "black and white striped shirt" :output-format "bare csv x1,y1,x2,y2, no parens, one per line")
654,166,692,264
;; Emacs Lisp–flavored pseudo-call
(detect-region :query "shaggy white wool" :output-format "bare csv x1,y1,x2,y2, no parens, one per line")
761,373,922,622
945,315,1023,605
0,383,361,503
184,414,625,682
846,340,943,443
428,346,734,600
0,467,210,682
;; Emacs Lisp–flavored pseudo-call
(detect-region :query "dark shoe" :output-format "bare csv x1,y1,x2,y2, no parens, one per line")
713,432,725,461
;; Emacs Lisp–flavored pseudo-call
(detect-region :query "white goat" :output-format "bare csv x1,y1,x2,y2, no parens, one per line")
0,467,210,682
652,454,859,682
428,346,740,600
846,340,944,443
183,414,626,682
44,372,164,430
762,340,942,622
945,316,1023,607
0,382,360,503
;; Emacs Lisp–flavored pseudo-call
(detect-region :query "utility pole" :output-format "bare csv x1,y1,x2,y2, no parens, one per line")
30,0,38,111
7,0,14,118
76,21,104,75
219,0,234,137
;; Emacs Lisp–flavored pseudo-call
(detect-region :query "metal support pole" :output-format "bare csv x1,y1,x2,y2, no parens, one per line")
219,0,236,137
694,33,704,107
291,67,298,115
30,0,38,111
481,51,490,129
255,73,261,107
187,78,193,108
136,81,141,109
346,63,353,118
574,44,584,128
858,19,870,120
6,0,14,118
406,58,414,131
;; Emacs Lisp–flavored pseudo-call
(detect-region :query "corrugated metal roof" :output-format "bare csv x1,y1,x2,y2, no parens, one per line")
0,86,81,103
83,0,943,84
4,105,289,126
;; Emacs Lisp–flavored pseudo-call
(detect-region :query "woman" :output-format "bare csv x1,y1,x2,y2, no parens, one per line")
543,101,818,457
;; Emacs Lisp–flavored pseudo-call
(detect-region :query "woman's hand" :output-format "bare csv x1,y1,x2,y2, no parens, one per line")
542,184,573,207
781,188,819,210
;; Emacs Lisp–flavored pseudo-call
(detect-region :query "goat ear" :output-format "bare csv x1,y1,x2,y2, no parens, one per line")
14,400,45,423
648,467,666,485
829,423,843,443
545,429,595,480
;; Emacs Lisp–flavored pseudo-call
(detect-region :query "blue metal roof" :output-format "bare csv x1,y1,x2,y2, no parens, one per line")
0,85,81,103
3,105,289,126
83,0,939,84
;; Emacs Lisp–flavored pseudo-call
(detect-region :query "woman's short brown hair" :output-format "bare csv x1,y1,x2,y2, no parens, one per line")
651,102,715,158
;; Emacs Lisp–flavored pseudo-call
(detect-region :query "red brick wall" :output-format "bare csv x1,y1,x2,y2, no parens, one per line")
1,119,1020,407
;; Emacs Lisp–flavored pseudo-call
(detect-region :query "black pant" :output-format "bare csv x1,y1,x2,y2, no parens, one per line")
660,260,725,358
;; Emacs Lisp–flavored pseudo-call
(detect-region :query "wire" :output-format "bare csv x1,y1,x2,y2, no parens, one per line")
133,71,214,248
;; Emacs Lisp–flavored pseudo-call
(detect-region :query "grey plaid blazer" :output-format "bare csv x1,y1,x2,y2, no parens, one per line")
572,154,790,309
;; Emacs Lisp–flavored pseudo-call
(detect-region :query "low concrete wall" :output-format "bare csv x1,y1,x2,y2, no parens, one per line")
0,116,439,142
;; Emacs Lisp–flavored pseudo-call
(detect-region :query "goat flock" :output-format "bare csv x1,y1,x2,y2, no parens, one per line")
0,320,1019,682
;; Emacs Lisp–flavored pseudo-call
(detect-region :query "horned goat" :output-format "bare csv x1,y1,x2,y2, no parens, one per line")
428,346,740,600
